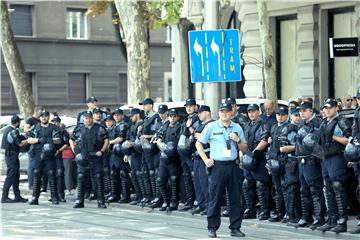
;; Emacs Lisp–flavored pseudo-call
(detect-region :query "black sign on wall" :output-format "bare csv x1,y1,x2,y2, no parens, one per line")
329,37,359,58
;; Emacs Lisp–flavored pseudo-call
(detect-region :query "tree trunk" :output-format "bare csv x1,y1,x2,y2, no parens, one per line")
0,1,34,118
257,0,277,102
110,3,127,63
114,0,151,104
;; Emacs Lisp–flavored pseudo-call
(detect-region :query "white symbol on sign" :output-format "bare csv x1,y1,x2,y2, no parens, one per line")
210,37,221,77
193,38,204,76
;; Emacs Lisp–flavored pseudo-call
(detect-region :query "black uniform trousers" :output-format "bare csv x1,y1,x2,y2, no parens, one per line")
3,152,21,197
207,160,243,231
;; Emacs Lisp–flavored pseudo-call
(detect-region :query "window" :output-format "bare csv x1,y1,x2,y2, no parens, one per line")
9,5,33,36
165,26,171,44
119,73,128,103
68,73,87,104
66,9,87,39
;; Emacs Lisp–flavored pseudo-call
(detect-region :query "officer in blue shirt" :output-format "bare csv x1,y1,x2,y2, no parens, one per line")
196,102,247,238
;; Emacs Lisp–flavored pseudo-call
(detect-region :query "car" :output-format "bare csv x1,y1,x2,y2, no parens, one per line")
222,98,289,113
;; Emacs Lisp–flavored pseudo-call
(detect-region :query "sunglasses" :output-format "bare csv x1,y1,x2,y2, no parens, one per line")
345,99,352,101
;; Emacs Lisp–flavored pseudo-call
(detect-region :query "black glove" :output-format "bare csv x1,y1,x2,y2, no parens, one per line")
252,150,264,160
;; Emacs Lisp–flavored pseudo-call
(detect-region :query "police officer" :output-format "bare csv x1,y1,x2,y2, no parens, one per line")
348,87,360,234
122,108,144,205
242,103,271,220
24,107,43,190
267,106,289,222
139,98,161,206
27,110,60,205
112,108,131,204
280,107,301,225
317,99,351,233
148,104,169,208
190,105,214,215
1,115,28,203
52,115,69,202
104,114,117,202
196,102,247,238
70,111,109,208
77,96,105,125
295,101,326,229
178,98,200,211
155,109,182,211
93,107,106,127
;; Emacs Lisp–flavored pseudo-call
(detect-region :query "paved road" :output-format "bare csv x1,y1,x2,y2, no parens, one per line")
1,191,359,240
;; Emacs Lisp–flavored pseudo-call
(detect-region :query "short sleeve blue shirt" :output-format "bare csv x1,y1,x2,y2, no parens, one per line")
199,120,247,161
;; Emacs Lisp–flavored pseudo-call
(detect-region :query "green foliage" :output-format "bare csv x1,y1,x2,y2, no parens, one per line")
86,0,184,29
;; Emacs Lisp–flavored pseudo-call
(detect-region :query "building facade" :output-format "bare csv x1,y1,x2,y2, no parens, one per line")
1,1,172,115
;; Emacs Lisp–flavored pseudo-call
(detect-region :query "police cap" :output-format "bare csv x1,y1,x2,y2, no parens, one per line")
139,98,154,105
322,98,337,108
51,115,61,123
184,98,196,106
225,97,236,105
130,108,141,116
11,114,23,124
86,96,98,103
247,104,259,112
219,103,232,112
276,106,289,115
158,104,168,114
113,108,123,115
40,110,50,117
168,109,179,116
299,101,313,110
83,111,93,118
198,105,211,113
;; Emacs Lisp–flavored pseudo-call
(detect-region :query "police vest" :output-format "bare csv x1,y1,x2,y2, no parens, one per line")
31,123,57,151
244,120,263,151
80,123,106,152
55,129,69,150
353,107,360,139
1,126,20,152
268,122,289,159
195,119,215,150
296,117,320,155
115,121,129,138
143,113,160,135
280,123,298,155
320,117,344,157
164,122,181,144
128,121,143,141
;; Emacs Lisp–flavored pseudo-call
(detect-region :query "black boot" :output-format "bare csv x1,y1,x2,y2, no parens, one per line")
88,170,97,201
40,173,48,193
57,168,66,203
29,169,41,205
118,170,131,203
104,169,111,199
286,184,300,226
309,186,325,230
95,174,107,209
107,171,120,203
142,170,152,207
1,191,13,203
74,173,85,208
317,180,337,232
178,172,194,211
158,178,169,211
330,181,347,233
129,173,142,205
256,181,270,220
296,186,313,227
148,173,162,208
48,170,59,205
149,170,157,200
136,171,147,206
242,179,257,219
269,186,284,222
169,176,178,211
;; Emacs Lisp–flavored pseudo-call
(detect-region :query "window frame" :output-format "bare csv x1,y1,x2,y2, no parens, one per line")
66,8,88,40
9,4,35,37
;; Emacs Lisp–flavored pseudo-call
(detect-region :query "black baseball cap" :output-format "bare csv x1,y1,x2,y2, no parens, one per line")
51,115,61,123
237,105,248,114
184,98,196,106
105,114,114,121
225,97,236,105
139,98,154,105
219,103,232,112
198,105,211,113
130,108,141,116
40,110,50,117
158,104,168,114
276,106,289,115
290,107,300,116
299,101,313,110
168,109,179,116
322,98,337,108
247,104,259,112
83,111,93,117
93,107,102,114
86,96,98,103
113,108,123,115
11,115,23,124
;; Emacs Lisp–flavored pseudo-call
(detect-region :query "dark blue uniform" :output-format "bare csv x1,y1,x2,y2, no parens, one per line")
157,120,182,211
319,115,351,232
1,126,25,202
28,123,59,205
178,113,200,210
296,115,325,228
54,127,69,202
25,116,40,189
243,119,270,220
71,123,108,208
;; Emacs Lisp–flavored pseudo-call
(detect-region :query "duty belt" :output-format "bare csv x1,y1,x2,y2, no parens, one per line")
213,159,238,165
297,155,320,165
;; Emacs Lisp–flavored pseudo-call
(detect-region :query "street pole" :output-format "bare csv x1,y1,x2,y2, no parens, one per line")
203,0,221,117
